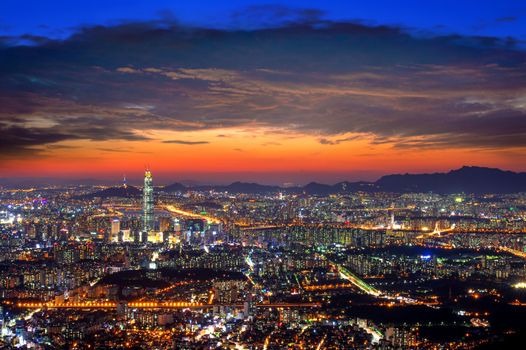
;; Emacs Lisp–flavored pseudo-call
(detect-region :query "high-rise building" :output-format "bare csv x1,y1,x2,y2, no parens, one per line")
142,169,154,233
0,305,4,330
159,216,171,232
111,218,120,242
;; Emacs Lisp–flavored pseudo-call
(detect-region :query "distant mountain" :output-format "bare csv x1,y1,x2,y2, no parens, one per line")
334,181,380,192
75,166,526,198
160,180,375,195
215,167,526,194
162,182,187,193
224,182,281,194
76,185,141,199
197,182,283,194
375,166,526,194
303,182,334,195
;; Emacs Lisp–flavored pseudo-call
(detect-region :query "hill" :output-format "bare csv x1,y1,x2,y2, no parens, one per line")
78,166,526,197
76,185,141,199
375,166,526,194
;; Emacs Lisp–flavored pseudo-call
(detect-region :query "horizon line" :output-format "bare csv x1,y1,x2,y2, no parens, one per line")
1,165,523,188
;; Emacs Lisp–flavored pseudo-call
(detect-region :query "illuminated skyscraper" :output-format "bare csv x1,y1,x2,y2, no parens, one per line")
142,169,154,232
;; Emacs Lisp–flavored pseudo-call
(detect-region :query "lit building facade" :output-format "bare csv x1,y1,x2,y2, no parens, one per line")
142,170,154,233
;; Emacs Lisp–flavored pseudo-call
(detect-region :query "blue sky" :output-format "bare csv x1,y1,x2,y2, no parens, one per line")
1,0,525,40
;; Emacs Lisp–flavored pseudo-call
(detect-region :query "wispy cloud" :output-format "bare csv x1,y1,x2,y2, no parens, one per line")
162,140,210,145
319,135,364,145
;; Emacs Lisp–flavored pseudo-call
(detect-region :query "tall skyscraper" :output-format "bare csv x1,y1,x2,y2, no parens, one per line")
142,169,154,233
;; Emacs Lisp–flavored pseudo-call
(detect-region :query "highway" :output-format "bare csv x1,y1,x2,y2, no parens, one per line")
499,246,526,259
335,264,382,297
317,253,382,296
164,205,221,224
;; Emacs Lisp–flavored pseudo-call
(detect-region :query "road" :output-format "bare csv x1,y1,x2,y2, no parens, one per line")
164,205,221,224
335,264,382,297
499,246,526,259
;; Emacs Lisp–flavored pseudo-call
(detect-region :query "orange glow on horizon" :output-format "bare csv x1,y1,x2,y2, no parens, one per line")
2,127,526,183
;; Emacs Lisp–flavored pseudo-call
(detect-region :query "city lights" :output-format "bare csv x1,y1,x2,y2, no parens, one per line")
1,1,525,348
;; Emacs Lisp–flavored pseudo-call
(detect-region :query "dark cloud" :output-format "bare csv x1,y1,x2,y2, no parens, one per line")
162,140,209,145
0,34,53,46
0,124,70,156
0,12,526,155
0,113,151,158
230,5,325,29
319,138,334,145
496,16,518,23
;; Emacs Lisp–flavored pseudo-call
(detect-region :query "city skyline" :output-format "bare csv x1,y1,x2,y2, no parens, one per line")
2,164,526,188
1,1,526,183
2,2,526,348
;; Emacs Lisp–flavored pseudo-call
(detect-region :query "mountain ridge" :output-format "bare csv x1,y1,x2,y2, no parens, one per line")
49,166,526,198
75,185,142,199
159,166,526,195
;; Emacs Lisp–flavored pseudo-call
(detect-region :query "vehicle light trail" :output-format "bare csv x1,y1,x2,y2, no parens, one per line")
362,324,383,344
315,334,326,350
333,263,381,296
499,246,526,259
165,205,221,224
318,253,381,296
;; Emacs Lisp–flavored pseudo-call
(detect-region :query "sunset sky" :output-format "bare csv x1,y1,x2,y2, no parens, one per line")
1,1,526,185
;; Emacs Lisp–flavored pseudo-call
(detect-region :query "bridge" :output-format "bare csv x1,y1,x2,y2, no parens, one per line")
16,301,205,309
416,222,456,239
303,283,354,291
15,301,321,310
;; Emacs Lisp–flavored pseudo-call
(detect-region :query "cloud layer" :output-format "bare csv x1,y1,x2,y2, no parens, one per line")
1,15,526,158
